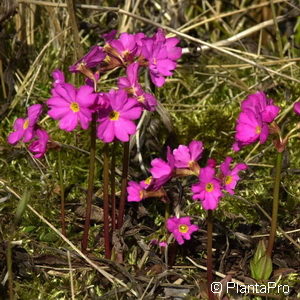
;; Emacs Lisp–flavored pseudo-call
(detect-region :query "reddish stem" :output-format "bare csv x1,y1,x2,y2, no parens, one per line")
110,142,116,231
103,143,111,258
117,142,129,229
81,114,97,253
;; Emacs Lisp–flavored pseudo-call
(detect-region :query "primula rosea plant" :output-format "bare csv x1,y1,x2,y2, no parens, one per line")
8,29,182,258
7,27,300,299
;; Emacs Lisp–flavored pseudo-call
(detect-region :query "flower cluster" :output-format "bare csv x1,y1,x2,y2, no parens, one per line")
127,141,246,209
127,139,247,245
48,29,182,143
7,104,49,158
233,92,280,151
7,29,182,156
192,157,247,210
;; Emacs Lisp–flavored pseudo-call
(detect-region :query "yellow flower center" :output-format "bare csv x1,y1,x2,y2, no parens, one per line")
109,110,120,121
255,126,261,134
104,55,111,63
178,224,189,233
205,183,214,192
144,176,152,185
70,102,80,112
137,95,145,103
122,50,130,57
23,119,29,129
225,175,232,185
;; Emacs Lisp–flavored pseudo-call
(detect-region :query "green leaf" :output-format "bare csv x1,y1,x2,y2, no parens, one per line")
250,240,273,280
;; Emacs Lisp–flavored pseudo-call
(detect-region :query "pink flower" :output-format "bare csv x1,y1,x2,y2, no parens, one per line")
8,104,42,145
159,241,168,247
47,83,97,131
173,140,204,168
110,32,145,61
150,147,175,187
166,217,199,245
139,176,162,191
96,89,142,143
52,69,65,87
153,29,182,60
294,102,300,115
127,181,144,202
220,157,247,195
150,239,168,247
28,129,49,158
141,30,181,87
241,92,280,123
141,39,176,87
69,46,106,72
233,92,280,151
192,165,223,210
102,30,117,43
118,62,157,111
233,110,269,151
118,62,141,96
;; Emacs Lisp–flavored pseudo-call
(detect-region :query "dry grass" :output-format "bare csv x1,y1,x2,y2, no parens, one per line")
0,0,300,298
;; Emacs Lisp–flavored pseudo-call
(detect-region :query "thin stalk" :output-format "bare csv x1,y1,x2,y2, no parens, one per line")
270,0,283,58
117,142,129,229
7,241,13,300
103,143,111,258
81,114,97,253
66,0,84,59
58,150,66,236
267,151,283,257
110,142,116,232
207,210,214,300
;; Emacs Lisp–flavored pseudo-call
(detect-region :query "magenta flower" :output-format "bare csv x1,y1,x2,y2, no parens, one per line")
173,140,204,168
241,92,280,123
159,241,167,247
294,102,300,115
166,217,199,245
118,62,157,111
47,83,97,131
220,157,247,195
102,30,117,43
89,92,109,112
153,29,182,60
141,30,181,87
136,92,157,111
233,92,280,151
52,69,65,87
141,39,177,87
127,181,144,202
8,104,42,145
233,110,269,151
140,177,153,189
150,147,175,187
69,46,106,72
118,62,141,95
139,176,163,191
110,32,145,60
28,129,49,158
192,165,223,210
96,89,142,143
150,239,167,247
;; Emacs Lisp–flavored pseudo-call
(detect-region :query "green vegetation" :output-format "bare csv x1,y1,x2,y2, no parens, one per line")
0,0,299,299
